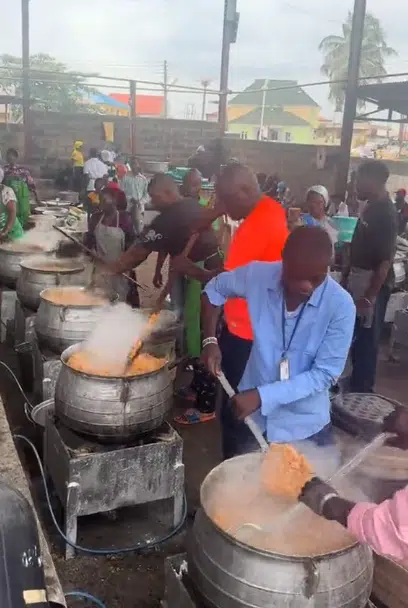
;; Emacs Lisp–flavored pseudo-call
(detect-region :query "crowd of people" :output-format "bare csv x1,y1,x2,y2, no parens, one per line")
1,141,406,562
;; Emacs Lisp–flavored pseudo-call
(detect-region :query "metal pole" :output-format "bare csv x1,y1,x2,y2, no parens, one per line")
218,0,230,136
335,0,367,198
163,60,168,119
21,0,31,160
129,79,137,157
258,80,267,140
201,81,209,121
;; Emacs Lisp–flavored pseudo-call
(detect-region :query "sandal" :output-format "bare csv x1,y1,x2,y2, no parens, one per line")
174,408,216,425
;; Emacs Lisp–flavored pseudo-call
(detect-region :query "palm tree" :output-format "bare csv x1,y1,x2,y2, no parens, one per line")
319,12,397,111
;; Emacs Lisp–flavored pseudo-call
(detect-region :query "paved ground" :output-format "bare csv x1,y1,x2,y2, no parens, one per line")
0,252,407,608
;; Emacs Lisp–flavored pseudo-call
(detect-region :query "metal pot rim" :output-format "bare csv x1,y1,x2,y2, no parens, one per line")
200,453,359,561
39,286,110,308
59,343,169,380
20,259,85,274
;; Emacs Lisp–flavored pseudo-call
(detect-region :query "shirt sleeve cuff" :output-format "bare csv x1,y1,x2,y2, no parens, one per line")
347,502,375,542
203,282,227,307
258,384,276,416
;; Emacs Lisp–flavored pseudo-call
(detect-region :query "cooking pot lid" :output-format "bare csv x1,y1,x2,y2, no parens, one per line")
332,393,397,438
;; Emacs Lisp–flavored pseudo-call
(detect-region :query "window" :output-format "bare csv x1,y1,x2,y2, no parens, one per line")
269,129,279,141
285,132,292,143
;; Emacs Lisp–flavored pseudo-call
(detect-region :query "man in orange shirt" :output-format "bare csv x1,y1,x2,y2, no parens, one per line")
202,163,289,459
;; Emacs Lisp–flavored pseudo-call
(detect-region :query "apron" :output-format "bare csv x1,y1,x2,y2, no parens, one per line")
5,178,30,229
94,211,128,300
0,190,23,240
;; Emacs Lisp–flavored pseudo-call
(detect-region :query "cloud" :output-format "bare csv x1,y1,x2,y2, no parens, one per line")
1,0,407,117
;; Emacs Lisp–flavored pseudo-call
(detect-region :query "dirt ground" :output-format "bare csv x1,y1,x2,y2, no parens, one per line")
1,252,408,608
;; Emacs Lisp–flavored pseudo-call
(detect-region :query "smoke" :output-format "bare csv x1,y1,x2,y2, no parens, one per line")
81,303,172,370
17,226,62,251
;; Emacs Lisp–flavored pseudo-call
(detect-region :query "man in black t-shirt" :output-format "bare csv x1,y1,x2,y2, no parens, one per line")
107,173,224,422
109,173,222,278
342,161,397,393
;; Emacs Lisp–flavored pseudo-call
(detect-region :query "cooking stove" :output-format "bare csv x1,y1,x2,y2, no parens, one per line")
44,414,185,559
162,554,379,608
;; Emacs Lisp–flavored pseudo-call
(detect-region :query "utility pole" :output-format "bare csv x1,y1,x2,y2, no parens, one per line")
163,60,168,119
200,79,211,121
335,0,367,198
129,80,137,156
258,80,268,140
21,0,31,159
218,0,239,136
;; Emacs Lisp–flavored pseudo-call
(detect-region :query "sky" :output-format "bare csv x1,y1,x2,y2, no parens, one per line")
1,0,408,119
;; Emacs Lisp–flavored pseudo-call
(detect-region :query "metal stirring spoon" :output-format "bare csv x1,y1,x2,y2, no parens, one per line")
217,371,269,452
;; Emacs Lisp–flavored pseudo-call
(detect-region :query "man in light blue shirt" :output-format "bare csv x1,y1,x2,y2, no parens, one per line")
202,226,356,460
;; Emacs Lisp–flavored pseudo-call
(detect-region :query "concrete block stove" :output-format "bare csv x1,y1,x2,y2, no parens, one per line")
44,415,185,559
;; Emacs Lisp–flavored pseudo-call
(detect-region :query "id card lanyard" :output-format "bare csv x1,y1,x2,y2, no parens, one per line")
280,299,307,381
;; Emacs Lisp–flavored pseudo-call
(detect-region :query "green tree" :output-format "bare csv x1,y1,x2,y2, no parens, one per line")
319,12,397,111
0,53,94,120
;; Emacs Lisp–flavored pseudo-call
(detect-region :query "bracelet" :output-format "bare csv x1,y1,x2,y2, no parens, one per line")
202,337,218,348
318,492,339,516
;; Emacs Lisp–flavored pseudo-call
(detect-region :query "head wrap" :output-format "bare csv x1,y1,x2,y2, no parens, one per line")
74,141,83,149
306,185,329,206
101,150,111,163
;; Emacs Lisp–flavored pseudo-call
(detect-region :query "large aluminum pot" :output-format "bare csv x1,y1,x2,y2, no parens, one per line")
189,454,373,608
35,286,109,354
17,258,86,311
0,243,55,288
54,343,173,441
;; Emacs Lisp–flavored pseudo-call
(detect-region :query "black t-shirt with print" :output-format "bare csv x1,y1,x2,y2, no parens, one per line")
140,198,219,263
350,197,397,286
351,198,397,270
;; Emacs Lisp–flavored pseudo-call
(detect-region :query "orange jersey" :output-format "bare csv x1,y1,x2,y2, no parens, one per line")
224,195,289,340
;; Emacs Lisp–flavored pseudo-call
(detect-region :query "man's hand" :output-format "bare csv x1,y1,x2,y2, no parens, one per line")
153,270,163,289
230,389,261,420
383,407,408,449
201,343,222,376
299,477,336,515
355,296,374,316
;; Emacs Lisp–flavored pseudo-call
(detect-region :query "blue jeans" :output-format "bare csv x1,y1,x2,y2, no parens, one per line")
350,284,391,393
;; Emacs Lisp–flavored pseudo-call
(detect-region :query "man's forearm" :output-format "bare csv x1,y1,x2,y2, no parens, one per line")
201,293,222,338
110,245,149,274
366,260,391,300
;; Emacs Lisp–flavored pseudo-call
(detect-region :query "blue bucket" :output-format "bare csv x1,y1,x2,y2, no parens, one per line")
331,216,358,243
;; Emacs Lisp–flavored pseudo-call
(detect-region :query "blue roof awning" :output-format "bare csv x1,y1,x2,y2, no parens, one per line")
88,91,129,109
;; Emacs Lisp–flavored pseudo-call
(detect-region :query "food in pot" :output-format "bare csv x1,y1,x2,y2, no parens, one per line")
206,455,355,557
23,260,83,272
67,350,166,377
42,287,107,306
0,242,45,253
261,444,314,498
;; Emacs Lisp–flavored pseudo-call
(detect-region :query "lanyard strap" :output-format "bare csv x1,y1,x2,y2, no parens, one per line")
281,298,307,357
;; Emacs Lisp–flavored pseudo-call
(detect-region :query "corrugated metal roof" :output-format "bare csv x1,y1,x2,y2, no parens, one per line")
229,107,310,126
229,79,319,107
357,81,408,117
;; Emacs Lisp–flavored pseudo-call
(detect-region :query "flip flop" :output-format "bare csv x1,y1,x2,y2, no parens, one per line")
174,408,216,425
